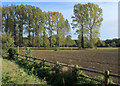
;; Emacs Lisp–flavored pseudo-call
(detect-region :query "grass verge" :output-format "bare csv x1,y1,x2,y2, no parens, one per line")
2,57,47,85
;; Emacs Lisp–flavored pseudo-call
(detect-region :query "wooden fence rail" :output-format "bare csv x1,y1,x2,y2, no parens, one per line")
19,54,120,86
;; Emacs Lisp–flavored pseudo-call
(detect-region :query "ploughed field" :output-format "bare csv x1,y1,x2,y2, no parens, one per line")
30,50,119,74
20,49,120,83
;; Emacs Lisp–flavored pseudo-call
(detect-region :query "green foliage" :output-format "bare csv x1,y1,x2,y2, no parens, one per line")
77,35,81,49
2,58,46,84
44,37,50,47
96,38,120,47
2,72,14,84
88,43,95,48
36,67,52,79
2,34,15,56
109,76,114,84
3,4,119,48
107,44,110,47
52,61,61,74
111,42,116,47
101,41,105,47
65,35,73,47
8,47,18,59
48,72,75,86
51,35,57,47
5,54,115,86
72,3,103,49
2,5,71,48
2,3,119,48
25,47,32,57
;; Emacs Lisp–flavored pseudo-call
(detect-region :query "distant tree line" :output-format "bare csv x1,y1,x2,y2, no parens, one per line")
1,3,119,48
96,38,120,47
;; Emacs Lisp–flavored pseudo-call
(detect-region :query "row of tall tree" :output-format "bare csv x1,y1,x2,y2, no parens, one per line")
1,3,108,48
2,4,70,47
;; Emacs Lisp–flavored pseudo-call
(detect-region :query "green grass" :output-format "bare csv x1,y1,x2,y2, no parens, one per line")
19,47,119,51
85,47,119,51
53,47,119,51
19,47,78,50
1,57,47,84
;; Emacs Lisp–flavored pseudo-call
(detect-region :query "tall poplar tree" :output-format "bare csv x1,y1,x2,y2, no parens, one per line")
34,7,43,47
87,3,103,47
47,11,55,47
42,11,48,47
72,3,103,48
72,4,88,48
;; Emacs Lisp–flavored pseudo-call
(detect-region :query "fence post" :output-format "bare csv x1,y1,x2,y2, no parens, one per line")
42,59,45,67
54,61,61,74
33,57,36,64
104,70,110,86
17,46,19,55
73,65,79,81
24,46,25,56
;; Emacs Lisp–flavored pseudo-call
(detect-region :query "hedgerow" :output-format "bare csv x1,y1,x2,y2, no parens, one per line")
5,53,109,86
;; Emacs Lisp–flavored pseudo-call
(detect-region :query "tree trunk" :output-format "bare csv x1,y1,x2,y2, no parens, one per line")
43,29,45,47
18,21,23,47
28,21,31,47
90,28,93,47
81,25,84,48
13,18,17,46
57,29,59,48
50,30,52,47
32,31,34,47
81,17,84,48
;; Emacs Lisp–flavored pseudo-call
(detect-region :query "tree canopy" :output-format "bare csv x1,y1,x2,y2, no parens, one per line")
2,3,118,48
72,3,103,48
2,4,70,47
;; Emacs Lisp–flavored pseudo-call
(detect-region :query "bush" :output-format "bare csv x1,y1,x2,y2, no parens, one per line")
25,47,32,57
87,42,94,48
8,47,18,59
2,34,15,56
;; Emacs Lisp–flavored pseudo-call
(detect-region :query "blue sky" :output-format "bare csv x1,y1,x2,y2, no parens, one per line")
2,2,118,40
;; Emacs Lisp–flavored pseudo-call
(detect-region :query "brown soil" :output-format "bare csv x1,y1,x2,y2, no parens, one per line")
21,50,120,83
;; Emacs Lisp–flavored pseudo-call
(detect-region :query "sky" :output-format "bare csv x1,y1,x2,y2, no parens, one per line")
1,1,119,40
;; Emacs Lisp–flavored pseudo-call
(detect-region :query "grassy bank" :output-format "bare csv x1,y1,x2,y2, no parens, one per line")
2,55,107,86
2,57,47,85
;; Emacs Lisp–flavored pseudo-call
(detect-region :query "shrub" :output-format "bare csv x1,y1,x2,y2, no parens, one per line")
52,61,61,74
25,47,32,57
8,47,18,59
2,34,15,56
87,42,95,48
37,67,51,79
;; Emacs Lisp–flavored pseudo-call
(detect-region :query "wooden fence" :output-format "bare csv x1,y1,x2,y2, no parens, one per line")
18,54,120,86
